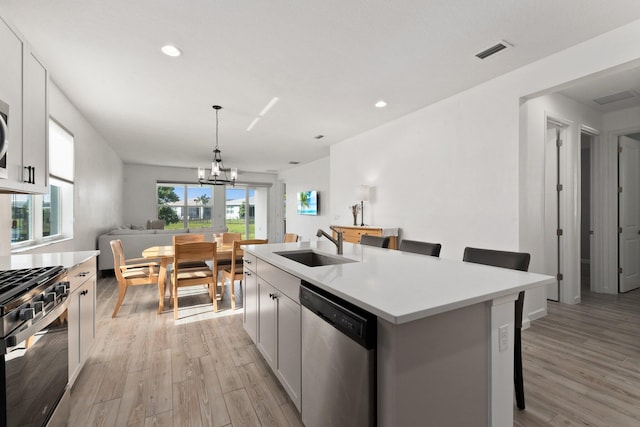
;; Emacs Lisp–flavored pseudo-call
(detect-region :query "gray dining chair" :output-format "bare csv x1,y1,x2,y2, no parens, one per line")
462,246,530,410
359,235,390,248
399,239,442,257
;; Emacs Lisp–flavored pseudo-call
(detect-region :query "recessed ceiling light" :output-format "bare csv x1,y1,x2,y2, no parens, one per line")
161,45,182,57
375,100,387,108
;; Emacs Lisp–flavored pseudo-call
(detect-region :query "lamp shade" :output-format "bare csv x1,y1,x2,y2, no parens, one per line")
358,185,370,202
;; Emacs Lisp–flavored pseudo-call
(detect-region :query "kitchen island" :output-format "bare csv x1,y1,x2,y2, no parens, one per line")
243,241,554,427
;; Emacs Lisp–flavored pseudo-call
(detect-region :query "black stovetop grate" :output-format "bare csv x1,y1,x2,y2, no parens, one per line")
0,266,64,306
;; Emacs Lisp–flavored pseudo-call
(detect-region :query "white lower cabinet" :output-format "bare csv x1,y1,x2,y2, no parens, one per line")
67,258,96,385
257,280,278,367
252,260,301,411
242,254,258,342
274,290,301,408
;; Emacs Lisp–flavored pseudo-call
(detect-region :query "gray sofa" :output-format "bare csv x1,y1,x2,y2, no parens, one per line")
97,226,228,271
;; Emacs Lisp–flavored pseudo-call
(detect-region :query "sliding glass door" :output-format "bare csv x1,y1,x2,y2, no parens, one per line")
226,186,268,239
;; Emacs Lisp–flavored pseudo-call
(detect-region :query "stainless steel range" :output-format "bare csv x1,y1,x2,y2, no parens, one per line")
0,266,70,427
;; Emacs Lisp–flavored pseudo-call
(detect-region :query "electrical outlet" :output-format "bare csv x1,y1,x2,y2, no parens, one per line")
499,325,509,352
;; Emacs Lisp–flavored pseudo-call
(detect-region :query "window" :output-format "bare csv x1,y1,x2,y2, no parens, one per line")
11,119,74,248
157,184,213,229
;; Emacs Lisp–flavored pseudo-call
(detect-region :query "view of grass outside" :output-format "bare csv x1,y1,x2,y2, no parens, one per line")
226,219,255,237
155,185,257,238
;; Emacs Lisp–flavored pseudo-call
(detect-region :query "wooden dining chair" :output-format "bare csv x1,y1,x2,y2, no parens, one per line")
360,234,390,248
172,233,207,269
171,241,218,319
221,239,268,309
173,233,205,244
110,239,159,318
462,246,531,410
399,239,442,257
222,232,242,244
283,233,300,243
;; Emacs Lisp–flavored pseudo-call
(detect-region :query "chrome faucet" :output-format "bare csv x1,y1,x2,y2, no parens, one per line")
316,227,343,255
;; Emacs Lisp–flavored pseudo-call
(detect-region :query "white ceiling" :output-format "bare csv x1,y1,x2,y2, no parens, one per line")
2,1,640,174
557,65,640,113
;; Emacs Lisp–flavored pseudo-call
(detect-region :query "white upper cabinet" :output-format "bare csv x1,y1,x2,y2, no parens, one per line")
0,15,48,194
22,50,48,191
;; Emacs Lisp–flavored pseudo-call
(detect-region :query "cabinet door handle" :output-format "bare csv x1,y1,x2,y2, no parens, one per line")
80,290,89,296
245,271,252,276
23,166,33,184
245,259,252,264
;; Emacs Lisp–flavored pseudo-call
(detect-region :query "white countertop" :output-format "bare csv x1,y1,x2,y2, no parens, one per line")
245,241,554,324
0,250,100,270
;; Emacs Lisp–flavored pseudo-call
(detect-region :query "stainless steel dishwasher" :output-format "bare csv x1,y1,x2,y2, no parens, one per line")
300,281,376,427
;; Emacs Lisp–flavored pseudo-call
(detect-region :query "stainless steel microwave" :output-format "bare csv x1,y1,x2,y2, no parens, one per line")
0,98,8,179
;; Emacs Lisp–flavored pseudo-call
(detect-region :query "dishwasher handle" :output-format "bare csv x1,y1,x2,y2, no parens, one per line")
300,282,376,349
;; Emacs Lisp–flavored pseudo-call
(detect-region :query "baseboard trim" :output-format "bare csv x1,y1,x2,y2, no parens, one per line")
523,307,548,330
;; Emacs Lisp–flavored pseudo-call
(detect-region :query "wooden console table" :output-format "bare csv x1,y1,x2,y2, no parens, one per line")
331,225,399,249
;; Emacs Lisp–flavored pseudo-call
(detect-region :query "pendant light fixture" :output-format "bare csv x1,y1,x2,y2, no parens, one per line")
198,105,238,186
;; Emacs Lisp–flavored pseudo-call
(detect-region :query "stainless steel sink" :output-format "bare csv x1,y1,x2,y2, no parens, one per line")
275,249,357,267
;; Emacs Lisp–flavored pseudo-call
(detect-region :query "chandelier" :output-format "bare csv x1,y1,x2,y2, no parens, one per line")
198,105,238,186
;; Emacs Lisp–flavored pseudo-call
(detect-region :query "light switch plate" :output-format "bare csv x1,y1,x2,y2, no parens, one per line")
499,325,509,352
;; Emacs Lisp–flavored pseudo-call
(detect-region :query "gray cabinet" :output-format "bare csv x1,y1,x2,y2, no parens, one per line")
0,16,48,194
251,259,301,411
67,257,97,385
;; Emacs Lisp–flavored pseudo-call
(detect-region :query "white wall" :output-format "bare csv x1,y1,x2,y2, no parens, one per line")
278,157,331,241
0,82,124,255
330,19,640,323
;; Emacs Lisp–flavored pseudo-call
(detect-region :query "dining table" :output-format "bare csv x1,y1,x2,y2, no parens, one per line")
142,243,236,313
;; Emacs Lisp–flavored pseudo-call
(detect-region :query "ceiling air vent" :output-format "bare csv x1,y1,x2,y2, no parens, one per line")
475,40,512,59
593,90,637,105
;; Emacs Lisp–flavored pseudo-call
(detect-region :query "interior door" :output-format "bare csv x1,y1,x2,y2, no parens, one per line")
544,124,562,301
619,136,640,292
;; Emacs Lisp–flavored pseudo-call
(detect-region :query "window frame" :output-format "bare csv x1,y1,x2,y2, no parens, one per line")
156,183,214,229
10,118,74,250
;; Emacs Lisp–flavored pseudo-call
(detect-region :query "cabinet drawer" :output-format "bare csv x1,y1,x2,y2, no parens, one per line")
257,260,300,303
244,253,258,273
67,259,96,293
334,227,382,243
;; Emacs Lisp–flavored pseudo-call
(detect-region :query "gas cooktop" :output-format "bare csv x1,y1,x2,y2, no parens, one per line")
0,265,67,338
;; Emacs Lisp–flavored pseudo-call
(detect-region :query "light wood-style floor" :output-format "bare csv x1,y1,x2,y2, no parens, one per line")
514,278,640,426
73,274,640,426
69,276,303,427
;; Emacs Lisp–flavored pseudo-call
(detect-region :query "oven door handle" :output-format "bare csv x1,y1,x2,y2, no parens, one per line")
1,296,70,353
